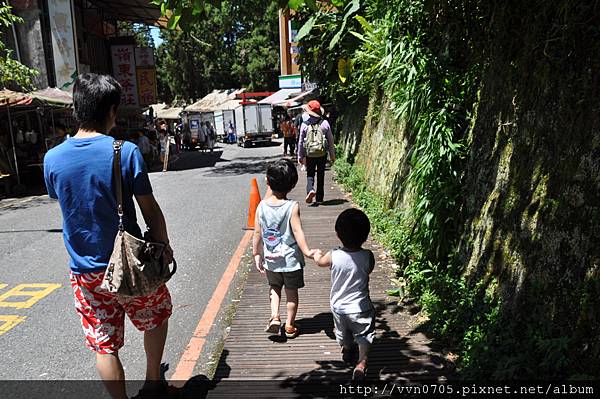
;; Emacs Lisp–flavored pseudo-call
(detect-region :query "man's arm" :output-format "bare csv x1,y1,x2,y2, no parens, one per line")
324,121,336,163
136,194,173,263
297,124,307,163
43,155,58,199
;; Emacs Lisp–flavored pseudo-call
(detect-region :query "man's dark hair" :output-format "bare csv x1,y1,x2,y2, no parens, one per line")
73,73,121,132
267,159,298,194
335,208,371,249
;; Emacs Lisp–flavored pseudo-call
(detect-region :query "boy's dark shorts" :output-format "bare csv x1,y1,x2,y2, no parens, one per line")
266,268,305,289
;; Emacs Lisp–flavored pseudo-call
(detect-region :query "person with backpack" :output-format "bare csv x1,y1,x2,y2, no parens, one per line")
297,100,336,206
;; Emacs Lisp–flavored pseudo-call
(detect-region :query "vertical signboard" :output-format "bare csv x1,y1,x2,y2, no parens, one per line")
135,47,157,106
288,20,301,74
48,0,78,90
111,45,138,106
136,68,157,106
135,47,155,68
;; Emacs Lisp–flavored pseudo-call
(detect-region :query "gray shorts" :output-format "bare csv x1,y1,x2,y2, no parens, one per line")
332,308,375,347
266,268,305,289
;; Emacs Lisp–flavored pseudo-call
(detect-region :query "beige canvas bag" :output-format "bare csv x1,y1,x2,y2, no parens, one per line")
100,140,176,297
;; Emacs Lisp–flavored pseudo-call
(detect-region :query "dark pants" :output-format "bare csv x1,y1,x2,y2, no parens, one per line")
306,156,327,202
283,137,296,155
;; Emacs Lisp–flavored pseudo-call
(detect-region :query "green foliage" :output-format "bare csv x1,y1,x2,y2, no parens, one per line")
155,0,280,102
153,0,292,30
290,1,369,102
0,1,38,90
117,22,155,48
322,0,598,379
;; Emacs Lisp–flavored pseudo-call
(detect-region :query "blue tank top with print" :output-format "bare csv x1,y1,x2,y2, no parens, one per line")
258,200,304,272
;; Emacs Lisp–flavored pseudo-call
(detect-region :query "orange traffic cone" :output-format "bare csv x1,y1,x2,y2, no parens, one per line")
243,178,262,230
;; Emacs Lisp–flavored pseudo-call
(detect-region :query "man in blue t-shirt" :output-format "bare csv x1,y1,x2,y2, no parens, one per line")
44,74,173,399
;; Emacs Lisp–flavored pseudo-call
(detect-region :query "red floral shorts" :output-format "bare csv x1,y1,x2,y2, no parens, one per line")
69,271,172,354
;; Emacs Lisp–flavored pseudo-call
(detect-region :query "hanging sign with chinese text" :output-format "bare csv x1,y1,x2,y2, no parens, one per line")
136,68,157,106
111,45,139,106
135,47,155,68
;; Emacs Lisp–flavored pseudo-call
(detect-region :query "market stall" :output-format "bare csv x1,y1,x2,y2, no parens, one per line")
0,88,73,195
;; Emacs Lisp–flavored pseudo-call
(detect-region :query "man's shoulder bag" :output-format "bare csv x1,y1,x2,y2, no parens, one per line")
101,140,177,297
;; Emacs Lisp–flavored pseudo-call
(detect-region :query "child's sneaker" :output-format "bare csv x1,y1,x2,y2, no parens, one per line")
284,324,300,338
265,316,281,334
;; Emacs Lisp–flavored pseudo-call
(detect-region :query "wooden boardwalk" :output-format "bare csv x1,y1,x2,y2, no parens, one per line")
196,163,454,397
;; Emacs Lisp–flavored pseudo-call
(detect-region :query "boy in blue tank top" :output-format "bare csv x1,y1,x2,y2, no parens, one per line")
253,159,317,338
314,208,375,381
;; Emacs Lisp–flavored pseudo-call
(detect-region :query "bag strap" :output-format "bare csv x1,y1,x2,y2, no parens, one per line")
113,140,124,232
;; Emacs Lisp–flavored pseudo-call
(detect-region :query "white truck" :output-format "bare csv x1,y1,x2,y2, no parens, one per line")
234,104,273,147
214,109,237,142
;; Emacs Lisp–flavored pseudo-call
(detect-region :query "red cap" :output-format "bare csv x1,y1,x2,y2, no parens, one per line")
304,100,323,117
307,100,321,112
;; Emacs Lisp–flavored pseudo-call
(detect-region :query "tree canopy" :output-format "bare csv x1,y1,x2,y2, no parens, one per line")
155,0,280,103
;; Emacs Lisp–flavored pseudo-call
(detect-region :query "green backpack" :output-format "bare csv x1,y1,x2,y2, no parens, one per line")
304,120,327,158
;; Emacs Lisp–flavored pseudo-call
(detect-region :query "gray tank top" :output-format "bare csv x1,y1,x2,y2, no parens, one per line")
330,248,374,314
258,200,304,272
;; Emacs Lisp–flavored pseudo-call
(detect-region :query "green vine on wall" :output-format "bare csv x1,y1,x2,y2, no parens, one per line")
295,0,499,376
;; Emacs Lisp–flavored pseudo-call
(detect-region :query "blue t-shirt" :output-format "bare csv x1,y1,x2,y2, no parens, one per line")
44,135,153,274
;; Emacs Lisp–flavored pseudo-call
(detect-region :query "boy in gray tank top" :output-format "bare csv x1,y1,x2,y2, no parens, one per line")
253,159,317,338
314,208,375,381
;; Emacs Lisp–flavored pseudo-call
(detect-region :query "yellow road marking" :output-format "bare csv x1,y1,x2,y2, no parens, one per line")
0,283,61,309
0,315,27,336
0,284,7,291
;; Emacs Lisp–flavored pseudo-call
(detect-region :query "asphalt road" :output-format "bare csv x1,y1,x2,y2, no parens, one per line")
0,140,282,380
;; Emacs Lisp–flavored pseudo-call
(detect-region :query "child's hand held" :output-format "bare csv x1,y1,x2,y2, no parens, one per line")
313,249,324,261
254,254,265,274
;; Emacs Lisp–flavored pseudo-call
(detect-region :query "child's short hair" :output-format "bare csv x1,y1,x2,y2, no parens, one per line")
267,159,298,193
335,208,370,248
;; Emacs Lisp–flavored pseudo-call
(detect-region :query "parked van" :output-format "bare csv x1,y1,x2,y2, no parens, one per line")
234,104,273,147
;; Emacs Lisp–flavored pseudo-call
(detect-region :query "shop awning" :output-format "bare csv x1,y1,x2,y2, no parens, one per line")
31,87,73,107
258,89,301,106
86,0,169,27
156,107,183,120
282,89,317,108
0,90,33,107
186,89,244,113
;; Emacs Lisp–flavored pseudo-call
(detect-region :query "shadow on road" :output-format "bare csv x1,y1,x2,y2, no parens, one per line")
206,154,283,177
0,195,55,215
156,150,227,173
320,199,349,206
0,228,62,234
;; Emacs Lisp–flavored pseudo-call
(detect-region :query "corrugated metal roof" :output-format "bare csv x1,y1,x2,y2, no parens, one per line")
0,90,33,107
185,89,245,112
86,0,169,27
156,107,183,120
31,87,72,106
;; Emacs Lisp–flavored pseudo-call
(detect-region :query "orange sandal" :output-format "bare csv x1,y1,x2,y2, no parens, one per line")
265,316,281,334
285,324,299,338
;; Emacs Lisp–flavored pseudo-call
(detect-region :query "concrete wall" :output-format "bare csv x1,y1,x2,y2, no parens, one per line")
13,6,49,89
